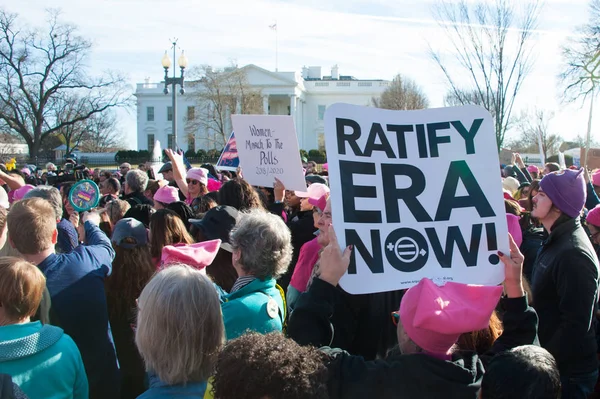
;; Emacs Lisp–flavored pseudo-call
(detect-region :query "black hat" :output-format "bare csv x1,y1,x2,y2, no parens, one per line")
189,205,239,252
158,162,173,174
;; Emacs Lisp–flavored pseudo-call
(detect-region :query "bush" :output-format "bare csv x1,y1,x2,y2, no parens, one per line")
546,154,574,167
299,149,308,161
184,149,196,158
196,149,207,158
115,150,151,163
207,149,222,159
308,149,327,163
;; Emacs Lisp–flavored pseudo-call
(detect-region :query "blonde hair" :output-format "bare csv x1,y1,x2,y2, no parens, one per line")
135,264,224,385
105,199,131,226
0,256,46,321
7,198,56,254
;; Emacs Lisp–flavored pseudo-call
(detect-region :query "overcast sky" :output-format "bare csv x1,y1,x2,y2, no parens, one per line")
5,0,596,149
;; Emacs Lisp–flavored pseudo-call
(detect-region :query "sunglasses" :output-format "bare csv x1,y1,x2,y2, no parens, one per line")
186,179,200,185
391,311,400,326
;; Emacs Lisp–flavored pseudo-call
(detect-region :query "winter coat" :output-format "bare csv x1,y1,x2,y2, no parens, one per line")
531,216,600,376
0,322,88,399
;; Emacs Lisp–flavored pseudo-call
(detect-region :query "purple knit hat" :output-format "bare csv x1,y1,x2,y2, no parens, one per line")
539,169,586,218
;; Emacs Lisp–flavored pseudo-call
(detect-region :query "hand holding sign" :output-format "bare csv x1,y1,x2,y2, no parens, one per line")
319,225,353,287
498,233,525,299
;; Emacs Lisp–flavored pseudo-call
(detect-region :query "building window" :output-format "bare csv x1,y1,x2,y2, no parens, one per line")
167,134,174,150
147,106,154,122
318,105,326,121
147,134,155,152
188,134,196,153
187,106,195,120
167,106,173,121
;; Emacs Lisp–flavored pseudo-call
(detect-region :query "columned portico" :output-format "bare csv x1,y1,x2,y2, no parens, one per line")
262,95,269,114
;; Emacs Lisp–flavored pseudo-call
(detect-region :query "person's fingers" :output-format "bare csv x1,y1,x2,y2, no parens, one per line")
327,224,340,250
497,250,514,268
341,245,353,262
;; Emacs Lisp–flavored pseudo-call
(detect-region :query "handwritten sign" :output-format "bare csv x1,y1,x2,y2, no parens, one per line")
325,104,508,294
216,132,239,172
231,115,306,192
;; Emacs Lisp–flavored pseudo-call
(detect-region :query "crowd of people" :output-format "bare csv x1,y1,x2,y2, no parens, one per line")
0,149,597,399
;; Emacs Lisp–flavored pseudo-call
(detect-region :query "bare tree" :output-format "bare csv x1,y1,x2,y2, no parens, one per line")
79,110,125,152
185,65,262,148
508,108,561,160
444,88,498,119
372,74,428,110
430,0,541,149
561,0,600,166
0,9,130,157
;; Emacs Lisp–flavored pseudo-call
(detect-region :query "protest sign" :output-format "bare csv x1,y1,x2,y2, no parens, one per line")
231,115,306,192
216,132,239,172
324,104,508,294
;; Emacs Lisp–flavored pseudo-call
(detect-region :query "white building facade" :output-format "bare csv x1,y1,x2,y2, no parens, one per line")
134,64,389,152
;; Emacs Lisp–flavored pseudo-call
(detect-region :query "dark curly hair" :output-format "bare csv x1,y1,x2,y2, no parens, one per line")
218,179,264,211
212,332,329,399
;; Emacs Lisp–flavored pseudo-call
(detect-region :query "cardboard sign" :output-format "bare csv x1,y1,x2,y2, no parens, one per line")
231,115,306,192
216,132,240,172
324,104,509,294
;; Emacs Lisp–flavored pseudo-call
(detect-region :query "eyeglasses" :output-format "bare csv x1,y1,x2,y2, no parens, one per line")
186,179,200,185
119,166,128,169
391,311,400,326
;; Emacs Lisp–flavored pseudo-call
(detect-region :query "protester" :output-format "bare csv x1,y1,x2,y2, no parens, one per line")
222,209,291,340
218,178,264,211
149,209,194,266
135,265,224,398
153,185,179,210
480,345,561,399
530,168,599,398
124,204,155,228
99,177,121,208
158,162,174,182
277,181,329,290
190,194,218,217
119,163,131,178
164,201,195,230
23,186,79,253
123,169,153,207
143,179,161,203
7,199,120,399
528,165,540,180
543,162,560,175
165,149,209,205
213,332,328,399
0,257,88,399
106,218,155,399
190,205,239,292
587,205,600,251
105,199,131,229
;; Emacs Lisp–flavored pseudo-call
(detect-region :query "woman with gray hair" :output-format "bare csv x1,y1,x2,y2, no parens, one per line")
123,169,153,208
135,264,224,398
221,209,292,340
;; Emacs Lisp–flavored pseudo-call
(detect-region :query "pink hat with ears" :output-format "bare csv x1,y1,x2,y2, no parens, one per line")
11,185,35,203
153,185,179,204
506,213,522,247
527,165,539,174
399,278,503,355
160,239,221,271
322,163,328,171
308,193,329,212
587,204,600,228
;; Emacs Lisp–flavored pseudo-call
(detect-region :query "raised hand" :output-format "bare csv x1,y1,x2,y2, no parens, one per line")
273,177,285,202
318,224,353,287
498,233,525,298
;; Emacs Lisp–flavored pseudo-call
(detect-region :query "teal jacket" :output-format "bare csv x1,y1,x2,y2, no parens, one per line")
221,278,285,340
0,321,88,399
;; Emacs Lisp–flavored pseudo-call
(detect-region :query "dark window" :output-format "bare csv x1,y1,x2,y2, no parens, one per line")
187,106,195,120
147,134,155,151
147,106,155,122
167,106,173,121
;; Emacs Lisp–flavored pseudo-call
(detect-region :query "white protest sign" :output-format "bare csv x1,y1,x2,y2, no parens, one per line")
231,115,307,192
325,104,508,294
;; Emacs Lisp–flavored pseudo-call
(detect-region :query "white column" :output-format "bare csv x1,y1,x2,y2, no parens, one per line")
290,94,297,121
262,95,269,115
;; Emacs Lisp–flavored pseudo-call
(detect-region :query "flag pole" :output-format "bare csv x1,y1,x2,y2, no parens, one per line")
269,21,278,72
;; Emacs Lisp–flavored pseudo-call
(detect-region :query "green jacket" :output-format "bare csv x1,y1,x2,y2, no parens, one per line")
221,278,285,340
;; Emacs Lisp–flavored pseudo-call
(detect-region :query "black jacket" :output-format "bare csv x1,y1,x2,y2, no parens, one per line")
531,217,599,376
288,279,538,399
122,191,153,208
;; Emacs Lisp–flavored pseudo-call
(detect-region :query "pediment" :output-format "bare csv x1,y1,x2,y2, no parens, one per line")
242,64,298,87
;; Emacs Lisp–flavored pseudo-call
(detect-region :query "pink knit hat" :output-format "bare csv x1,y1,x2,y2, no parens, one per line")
527,165,539,174
308,194,329,212
399,278,503,355
160,239,221,271
186,168,208,186
587,204,600,228
593,170,600,187
11,185,35,203
506,213,522,247
153,185,179,204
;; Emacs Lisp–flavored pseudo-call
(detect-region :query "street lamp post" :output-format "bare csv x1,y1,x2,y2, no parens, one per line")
162,40,188,151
